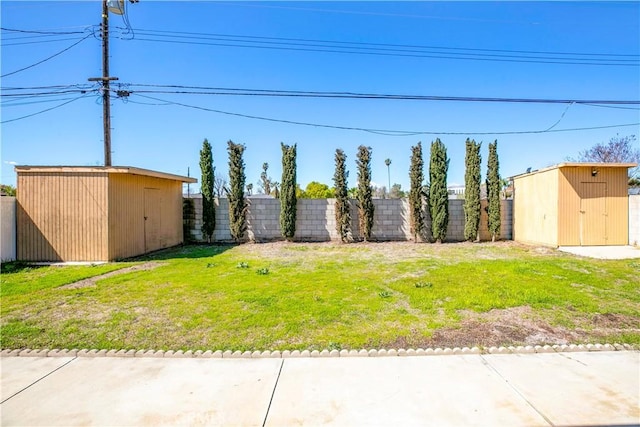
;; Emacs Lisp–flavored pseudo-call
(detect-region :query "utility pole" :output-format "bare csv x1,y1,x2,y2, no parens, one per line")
89,0,119,166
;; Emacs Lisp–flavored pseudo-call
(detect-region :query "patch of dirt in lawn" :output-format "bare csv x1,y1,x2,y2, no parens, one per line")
240,240,533,263
379,306,639,349
424,307,577,347
591,313,640,329
58,262,167,290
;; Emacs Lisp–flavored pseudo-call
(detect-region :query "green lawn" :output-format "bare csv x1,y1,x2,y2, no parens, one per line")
1,242,638,351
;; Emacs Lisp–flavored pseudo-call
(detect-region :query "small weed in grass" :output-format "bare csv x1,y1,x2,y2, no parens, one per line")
415,281,433,289
236,262,249,269
379,291,392,298
256,267,270,275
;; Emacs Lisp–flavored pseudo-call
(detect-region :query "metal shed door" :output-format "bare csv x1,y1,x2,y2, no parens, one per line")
144,188,161,252
580,183,607,245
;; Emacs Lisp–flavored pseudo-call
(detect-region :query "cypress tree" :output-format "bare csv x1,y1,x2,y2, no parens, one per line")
333,148,351,242
409,142,424,242
487,140,501,242
463,138,482,242
227,140,247,242
429,138,449,243
356,145,374,241
280,143,297,240
199,139,215,242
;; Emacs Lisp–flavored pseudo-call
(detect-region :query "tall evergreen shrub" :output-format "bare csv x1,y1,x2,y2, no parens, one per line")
463,138,482,241
487,140,502,241
356,145,374,241
333,148,351,242
429,138,449,243
409,142,425,242
227,140,247,242
199,139,215,242
280,143,297,240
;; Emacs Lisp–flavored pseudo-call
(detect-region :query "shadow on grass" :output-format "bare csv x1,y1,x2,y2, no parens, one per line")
0,261,46,274
125,243,238,261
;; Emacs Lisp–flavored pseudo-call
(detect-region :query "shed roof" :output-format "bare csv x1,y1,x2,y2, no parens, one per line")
510,162,637,180
15,165,197,183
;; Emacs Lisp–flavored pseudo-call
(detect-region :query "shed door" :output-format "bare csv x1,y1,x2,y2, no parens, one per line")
144,188,161,252
580,183,607,245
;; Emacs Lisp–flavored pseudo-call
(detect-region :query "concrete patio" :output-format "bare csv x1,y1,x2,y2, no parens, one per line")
558,245,640,259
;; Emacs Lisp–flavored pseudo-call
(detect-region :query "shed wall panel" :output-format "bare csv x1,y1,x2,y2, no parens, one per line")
108,174,183,259
513,169,559,246
16,172,108,261
559,167,628,245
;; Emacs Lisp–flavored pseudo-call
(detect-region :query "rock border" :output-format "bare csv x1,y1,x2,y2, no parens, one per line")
1,344,636,358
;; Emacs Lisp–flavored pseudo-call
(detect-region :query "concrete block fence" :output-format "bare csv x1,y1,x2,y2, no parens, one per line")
185,196,513,243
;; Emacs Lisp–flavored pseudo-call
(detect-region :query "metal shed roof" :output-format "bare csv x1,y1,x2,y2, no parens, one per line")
14,165,197,183
509,162,637,180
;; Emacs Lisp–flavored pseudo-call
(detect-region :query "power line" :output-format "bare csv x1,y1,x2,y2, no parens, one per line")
543,102,574,131
0,86,96,105
1,96,89,107
7,25,636,59
130,93,640,136
1,89,94,98
117,84,640,105
1,27,87,35
120,27,638,58
1,36,90,47
128,36,639,67
581,103,640,111
2,84,94,91
1,33,86,41
115,27,639,66
218,2,544,25
1,33,92,78
1,94,93,124
119,1,135,40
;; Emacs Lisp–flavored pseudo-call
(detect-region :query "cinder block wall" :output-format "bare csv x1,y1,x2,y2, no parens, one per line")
630,195,640,246
187,197,512,243
447,200,466,240
248,198,281,241
191,198,232,242
479,199,513,241
295,199,333,241
371,199,410,240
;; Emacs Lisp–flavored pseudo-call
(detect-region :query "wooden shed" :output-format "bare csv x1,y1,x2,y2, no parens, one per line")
512,163,635,247
15,166,197,262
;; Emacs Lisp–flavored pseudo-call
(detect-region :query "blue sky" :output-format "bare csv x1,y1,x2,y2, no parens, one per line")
2,1,639,192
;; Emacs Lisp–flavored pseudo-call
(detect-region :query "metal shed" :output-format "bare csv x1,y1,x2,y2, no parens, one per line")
15,166,197,261
512,162,636,247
